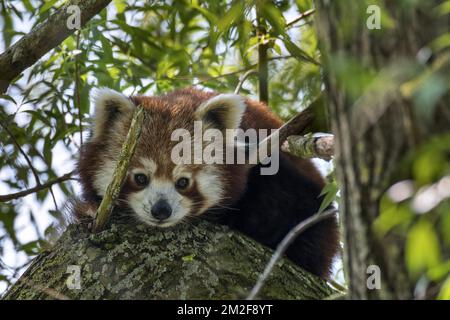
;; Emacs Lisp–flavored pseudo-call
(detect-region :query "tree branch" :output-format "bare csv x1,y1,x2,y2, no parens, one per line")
0,0,112,94
4,221,336,300
281,133,334,161
1,117,61,210
286,9,316,28
247,208,338,300
234,69,258,94
256,3,269,105
193,55,293,86
250,106,314,165
74,30,83,145
0,119,41,186
93,106,145,231
0,171,74,202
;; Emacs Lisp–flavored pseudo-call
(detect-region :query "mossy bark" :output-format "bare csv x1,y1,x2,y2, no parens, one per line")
3,221,335,300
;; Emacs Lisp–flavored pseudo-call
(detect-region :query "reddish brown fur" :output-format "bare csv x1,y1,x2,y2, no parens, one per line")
76,87,339,277
79,88,324,209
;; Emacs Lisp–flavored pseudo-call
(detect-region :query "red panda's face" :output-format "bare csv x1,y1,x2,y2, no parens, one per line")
82,88,247,227
120,160,226,227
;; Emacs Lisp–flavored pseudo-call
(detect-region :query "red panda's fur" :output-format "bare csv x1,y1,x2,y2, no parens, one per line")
76,87,339,278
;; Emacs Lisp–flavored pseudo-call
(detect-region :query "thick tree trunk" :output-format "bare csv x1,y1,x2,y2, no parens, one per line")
314,0,449,299
3,220,334,300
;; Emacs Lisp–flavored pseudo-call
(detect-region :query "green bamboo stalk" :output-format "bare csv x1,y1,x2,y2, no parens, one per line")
93,105,145,231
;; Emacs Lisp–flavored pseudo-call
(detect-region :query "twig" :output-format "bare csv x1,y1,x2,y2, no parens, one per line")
247,208,338,300
0,117,58,211
0,171,74,202
48,186,59,212
328,279,347,293
93,106,145,231
286,9,316,28
234,70,258,94
1,117,61,210
281,133,334,161
0,119,41,186
256,3,269,105
75,30,83,145
248,106,314,166
193,55,293,86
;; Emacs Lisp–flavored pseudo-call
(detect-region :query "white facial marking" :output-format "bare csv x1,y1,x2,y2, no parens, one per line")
93,160,116,196
196,166,224,213
128,178,190,228
140,158,157,174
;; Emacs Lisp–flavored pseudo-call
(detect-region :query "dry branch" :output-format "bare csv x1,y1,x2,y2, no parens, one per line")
249,107,314,166
247,208,338,300
0,172,74,202
0,0,112,94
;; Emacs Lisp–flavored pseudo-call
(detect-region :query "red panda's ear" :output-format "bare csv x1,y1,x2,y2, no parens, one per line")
195,94,246,130
91,88,135,140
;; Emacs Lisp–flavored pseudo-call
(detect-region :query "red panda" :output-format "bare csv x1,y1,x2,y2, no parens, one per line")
75,87,339,278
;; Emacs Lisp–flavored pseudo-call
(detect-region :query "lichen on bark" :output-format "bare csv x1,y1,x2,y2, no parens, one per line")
3,219,335,300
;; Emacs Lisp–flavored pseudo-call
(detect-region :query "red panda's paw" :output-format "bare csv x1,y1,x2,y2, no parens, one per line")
63,197,97,225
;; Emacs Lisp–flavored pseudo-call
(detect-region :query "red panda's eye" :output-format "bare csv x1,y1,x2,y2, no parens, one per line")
134,173,149,187
175,177,190,190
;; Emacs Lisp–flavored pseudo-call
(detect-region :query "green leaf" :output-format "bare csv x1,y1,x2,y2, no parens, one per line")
191,2,219,25
39,0,58,15
182,253,196,262
43,134,53,166
283,37,318,65
441,208,450,245
413,149,446,186
406,219,441,276
260,2,286,36
99,34,114,61
438,276,450,300
18,240,43,256
318,181,338,213
374,202,412,237
217,2,244,34
0,94,17,105
114,0,127,14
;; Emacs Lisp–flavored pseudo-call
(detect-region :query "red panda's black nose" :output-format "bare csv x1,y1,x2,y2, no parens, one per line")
151,200,172,221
